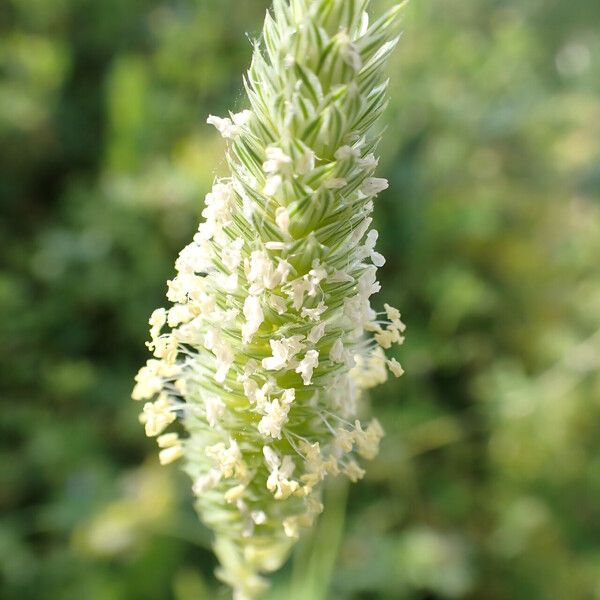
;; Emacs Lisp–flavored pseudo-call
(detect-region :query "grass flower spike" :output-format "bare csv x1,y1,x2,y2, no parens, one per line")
133,1,407,597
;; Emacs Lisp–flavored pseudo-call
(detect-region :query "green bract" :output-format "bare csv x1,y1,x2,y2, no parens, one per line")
133,1,406,597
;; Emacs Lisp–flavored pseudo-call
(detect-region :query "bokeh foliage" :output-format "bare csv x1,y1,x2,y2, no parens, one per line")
1,0,599,598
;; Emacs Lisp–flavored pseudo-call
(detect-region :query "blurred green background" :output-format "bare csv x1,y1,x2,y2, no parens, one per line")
1,0,600,598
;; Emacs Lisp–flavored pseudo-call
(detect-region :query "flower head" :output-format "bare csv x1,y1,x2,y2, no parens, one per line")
132,1,407,597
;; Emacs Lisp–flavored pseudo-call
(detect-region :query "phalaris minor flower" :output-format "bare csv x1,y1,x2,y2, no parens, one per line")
133,1,407,597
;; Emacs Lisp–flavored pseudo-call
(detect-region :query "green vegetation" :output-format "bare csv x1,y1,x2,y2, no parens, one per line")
1,0,599,598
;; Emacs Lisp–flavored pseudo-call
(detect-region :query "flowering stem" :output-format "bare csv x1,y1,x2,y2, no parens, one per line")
132,1,407,598
289,479,348,599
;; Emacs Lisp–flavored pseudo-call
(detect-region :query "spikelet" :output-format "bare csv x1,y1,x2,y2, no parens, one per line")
132,1,407,597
